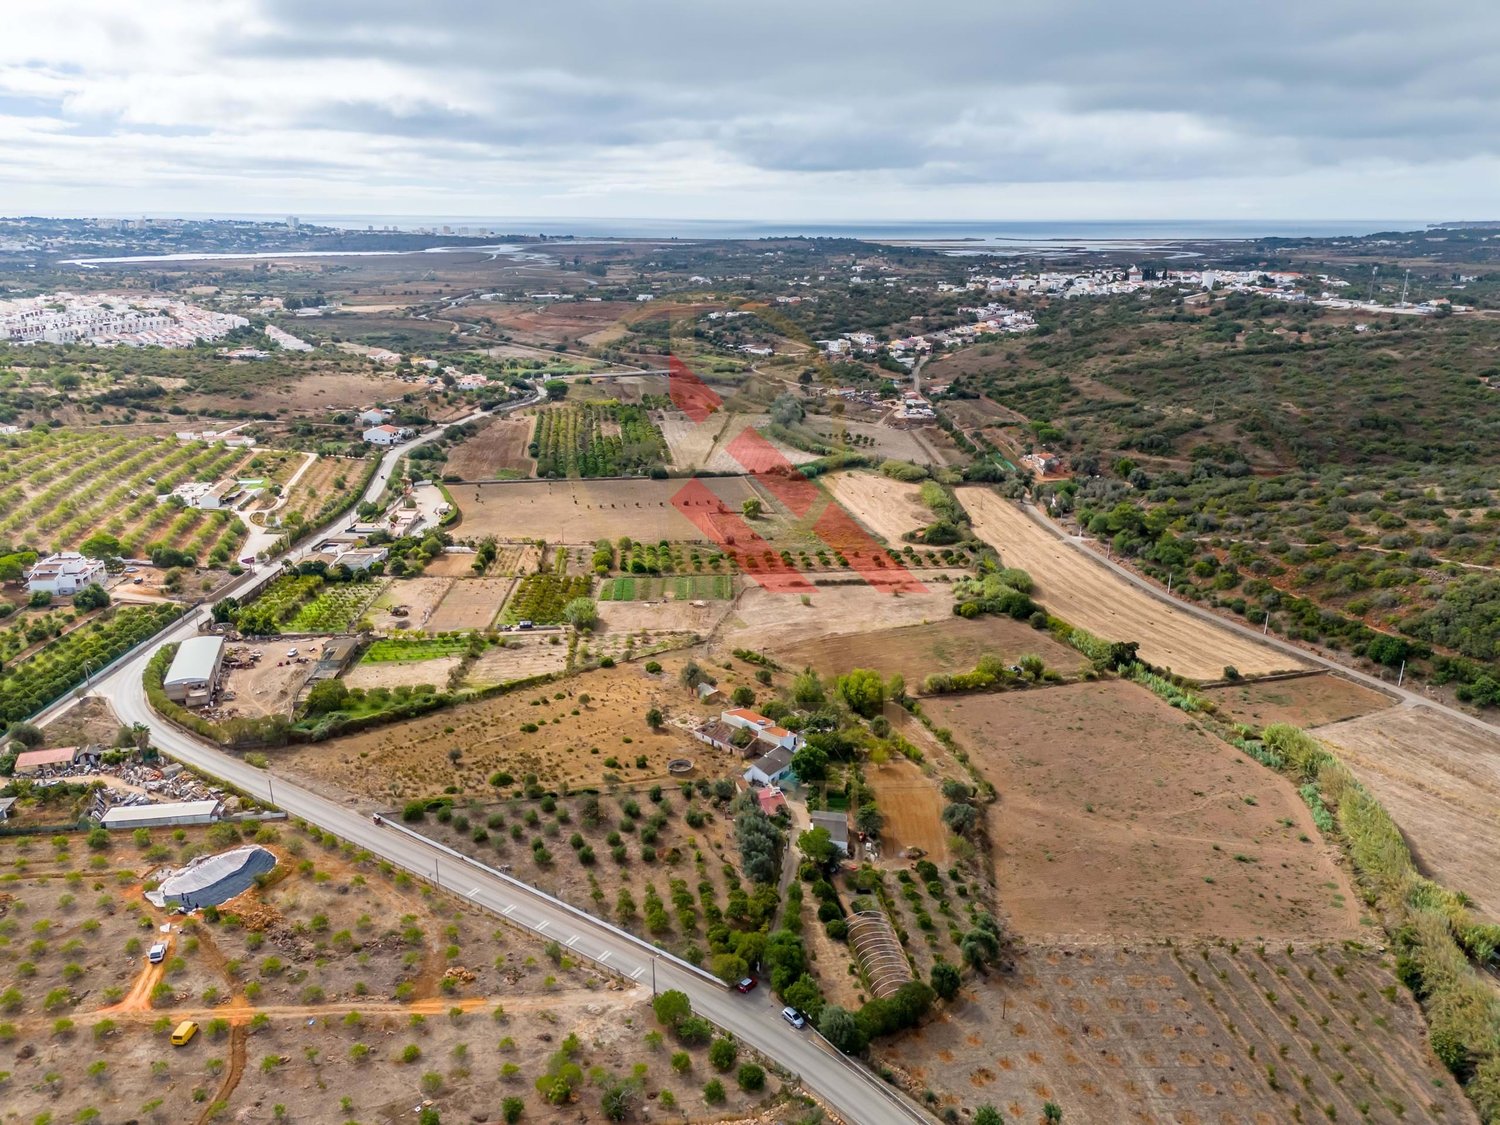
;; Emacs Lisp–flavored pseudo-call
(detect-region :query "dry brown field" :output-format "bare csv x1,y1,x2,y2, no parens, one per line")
925,680,1361,940
599,597,730,638
958,487,1298,679
823,469,930,543
1313,705,1500,921
426,577,513,632
178,365,414,416
285,659,734,802
657,410,821,473
716,575,968,654
367,576,452,631
458,477,760,542
0,820,791,1123
866,756,948,860
1204,673,1394,730
462,638,571,686
768,615,1087,687
471,299,643,346
341,654,460,691
443,415,535,479
883,942,1474,1125
420,550,482,577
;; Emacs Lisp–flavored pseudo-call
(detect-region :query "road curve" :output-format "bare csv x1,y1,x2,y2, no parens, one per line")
1018,501,1500,740
33,383,930,1124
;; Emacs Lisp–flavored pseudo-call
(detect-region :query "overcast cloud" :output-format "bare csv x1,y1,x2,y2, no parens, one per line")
1,0,1497,221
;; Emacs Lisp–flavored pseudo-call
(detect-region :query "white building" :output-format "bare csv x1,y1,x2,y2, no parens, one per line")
362,424,409,445
721,708,803,751
25,552,106,595
743,746,795,787
195,481,242,511
357,409,391,427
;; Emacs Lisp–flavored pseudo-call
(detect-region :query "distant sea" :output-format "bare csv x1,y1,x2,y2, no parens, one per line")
173,215,1419,246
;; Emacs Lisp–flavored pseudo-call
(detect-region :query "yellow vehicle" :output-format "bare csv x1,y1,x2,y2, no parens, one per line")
170,1020,199,1047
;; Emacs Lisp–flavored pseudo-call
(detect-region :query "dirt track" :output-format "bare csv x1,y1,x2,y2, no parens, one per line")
957,487,1298,679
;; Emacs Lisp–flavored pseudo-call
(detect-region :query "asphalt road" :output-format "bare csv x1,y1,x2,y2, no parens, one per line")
32,387,930,1124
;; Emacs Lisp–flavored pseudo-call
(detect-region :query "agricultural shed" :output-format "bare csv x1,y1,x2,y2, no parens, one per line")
13,746,82,774
162,635,226,705
810,810,851,855
100,799,222,830
0,796,16,821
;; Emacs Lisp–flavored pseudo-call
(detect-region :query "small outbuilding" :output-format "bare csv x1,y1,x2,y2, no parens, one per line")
100,799,222,831
162,635,226,705
12,746,83,775
0,796,17,821
810,810,851,856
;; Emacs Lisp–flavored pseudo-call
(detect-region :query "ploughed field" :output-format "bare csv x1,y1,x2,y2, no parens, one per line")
1313,705,1500,922
925,679,1362,940
957,487,1299,680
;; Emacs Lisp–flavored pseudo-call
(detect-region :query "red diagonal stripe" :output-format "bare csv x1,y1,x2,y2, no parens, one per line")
668,355,721,423
670,479,815,593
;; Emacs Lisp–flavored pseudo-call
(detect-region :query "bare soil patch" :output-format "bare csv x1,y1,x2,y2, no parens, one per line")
462,638,570,686
717,577,967,654
1313,705,1500,921
1205,673,1394,730
341,654,460,691
824,469,930,544
769,615,1087,687
458,477,759,542
427,577,513,632
882,942,1474,1125
926,679,1361,940
367,576,452,632
958,487,1297,679
444,415,535,479
420,550,481,577
867,757,948,860
220,640,326,719
598,597,729,638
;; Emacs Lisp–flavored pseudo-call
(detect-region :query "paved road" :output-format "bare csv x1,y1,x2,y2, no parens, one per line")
32,382,929,1124
1020,502,1500,740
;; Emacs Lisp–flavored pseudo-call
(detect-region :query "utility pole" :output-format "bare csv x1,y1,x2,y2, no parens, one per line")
1397,660,1406,688
1263,614,1270,636
651,955,658,997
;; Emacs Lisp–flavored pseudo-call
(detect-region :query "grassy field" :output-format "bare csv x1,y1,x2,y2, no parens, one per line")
361,635,474,662
598,574,733,601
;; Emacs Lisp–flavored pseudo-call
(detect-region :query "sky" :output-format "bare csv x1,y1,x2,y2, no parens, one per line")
1,0,1496,223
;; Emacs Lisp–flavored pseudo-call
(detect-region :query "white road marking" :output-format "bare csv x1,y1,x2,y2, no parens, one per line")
466,886,479,897
630,967,645,980
565,935,580,948
598,950,611,963
535,920,549,933
502,904,515,916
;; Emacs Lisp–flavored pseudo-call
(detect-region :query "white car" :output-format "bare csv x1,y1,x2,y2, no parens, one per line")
148,941,168,964
781,1006,805,1029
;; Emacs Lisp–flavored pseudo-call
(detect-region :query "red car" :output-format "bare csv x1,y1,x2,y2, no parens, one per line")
735,977,757,994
